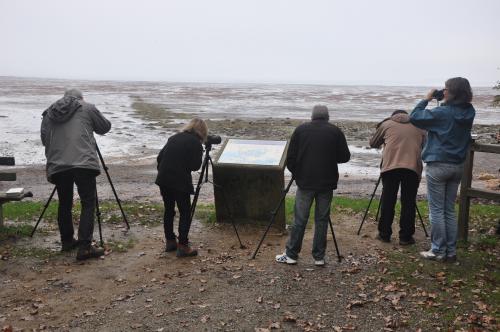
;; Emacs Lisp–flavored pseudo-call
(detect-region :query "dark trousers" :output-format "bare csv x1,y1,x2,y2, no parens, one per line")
160,186,192,245
378,168,419,241
52,168,97,247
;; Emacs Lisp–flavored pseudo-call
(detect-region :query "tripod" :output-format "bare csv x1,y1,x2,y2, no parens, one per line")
31,144,130,243
251,178,342,262
190,142,244,248
357,176,428,237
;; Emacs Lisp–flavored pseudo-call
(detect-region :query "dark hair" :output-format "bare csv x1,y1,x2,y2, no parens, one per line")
375,110,408,128
445,77,473,106
391,109,407,116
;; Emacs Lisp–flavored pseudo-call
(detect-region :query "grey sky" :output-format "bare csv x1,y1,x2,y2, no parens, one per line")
1,0,499,86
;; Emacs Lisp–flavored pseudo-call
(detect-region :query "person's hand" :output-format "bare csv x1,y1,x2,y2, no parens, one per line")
425,89,436,101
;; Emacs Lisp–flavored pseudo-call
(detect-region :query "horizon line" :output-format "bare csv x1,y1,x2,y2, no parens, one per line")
0,74,496,89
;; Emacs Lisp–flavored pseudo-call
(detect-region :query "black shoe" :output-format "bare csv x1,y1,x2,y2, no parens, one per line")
61,238,79,252
76,245,105,261
376,234,391,243
399,237,416,246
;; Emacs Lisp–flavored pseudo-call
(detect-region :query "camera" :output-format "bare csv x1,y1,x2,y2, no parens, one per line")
432,89,445,101
205,134,222,148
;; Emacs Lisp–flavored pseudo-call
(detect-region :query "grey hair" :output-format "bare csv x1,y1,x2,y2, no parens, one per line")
64,89,83,100
311,105,329,121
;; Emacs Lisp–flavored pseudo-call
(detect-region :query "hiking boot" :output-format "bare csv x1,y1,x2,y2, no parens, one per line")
419,249,446,262
165,239,177,252
61,238,79,252
176,243,198,257
275,253,297,265
76,245,105,261
399,237,416,246
376,234,391,243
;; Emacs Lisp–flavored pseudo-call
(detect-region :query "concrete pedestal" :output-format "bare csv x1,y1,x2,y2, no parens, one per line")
212,139,288,230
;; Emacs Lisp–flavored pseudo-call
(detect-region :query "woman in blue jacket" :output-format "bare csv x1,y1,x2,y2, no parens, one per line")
410,77,475,262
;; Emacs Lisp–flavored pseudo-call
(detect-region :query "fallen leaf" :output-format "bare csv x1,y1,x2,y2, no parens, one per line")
269,322,281,329
346,300,365,309
282,312,297,322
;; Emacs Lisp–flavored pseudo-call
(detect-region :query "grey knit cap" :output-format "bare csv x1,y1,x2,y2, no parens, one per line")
311,105,329,120
64,89,83,100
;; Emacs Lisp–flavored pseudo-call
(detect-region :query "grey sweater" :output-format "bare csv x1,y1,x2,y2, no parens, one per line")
41,96,111,183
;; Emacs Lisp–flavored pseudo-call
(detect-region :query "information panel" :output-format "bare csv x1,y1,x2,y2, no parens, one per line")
217,139,287,166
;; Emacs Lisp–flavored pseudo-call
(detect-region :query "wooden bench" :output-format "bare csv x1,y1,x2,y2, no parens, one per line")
0,157,33,227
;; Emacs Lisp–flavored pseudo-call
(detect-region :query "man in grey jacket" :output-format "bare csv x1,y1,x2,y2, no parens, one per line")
41,89,111,260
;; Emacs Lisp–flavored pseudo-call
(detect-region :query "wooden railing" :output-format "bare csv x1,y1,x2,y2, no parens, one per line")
458,142,500,240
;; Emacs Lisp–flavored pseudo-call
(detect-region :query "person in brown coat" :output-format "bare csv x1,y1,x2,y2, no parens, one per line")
369,110,426,245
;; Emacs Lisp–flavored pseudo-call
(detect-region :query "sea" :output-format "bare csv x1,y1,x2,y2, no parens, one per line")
1,76,499,176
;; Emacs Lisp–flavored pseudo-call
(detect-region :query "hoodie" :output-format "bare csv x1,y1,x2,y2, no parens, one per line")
370,113,426,177
410,100,475,164
44,96,82,123
41,97,111,183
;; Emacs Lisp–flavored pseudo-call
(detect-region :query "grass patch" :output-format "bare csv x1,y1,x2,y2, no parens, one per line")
9,246,58,259
106,238,136,253
195,203,217,224
0,223,35,241
385,234,499,330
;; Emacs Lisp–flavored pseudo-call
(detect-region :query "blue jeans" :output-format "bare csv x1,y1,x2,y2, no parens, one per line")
425,162,463,257
286,188,333,260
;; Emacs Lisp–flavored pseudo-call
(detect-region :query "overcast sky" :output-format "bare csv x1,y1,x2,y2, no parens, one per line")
0,0,499,86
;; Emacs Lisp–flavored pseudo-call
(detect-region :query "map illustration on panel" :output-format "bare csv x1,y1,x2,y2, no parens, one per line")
217,139,287,166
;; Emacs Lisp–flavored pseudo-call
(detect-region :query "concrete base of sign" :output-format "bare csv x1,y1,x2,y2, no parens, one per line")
212,165,286,230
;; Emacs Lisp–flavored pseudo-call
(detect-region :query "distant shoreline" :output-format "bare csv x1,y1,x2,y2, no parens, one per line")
0,75,498,89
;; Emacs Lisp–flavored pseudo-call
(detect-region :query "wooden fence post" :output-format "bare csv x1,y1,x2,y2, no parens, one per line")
457,145,474,241
0,204,4,228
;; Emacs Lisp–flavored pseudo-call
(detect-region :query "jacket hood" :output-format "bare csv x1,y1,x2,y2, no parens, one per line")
43,96,82,123
450,103,475,126
390,113,410,124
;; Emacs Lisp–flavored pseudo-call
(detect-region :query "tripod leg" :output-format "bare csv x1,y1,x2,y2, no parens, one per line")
95,191,104,246
95,144,130,230
251,178,294,260
416,204,429,237
328,216,342,262
357,176,381,235
219,187,245,248
31,186,57,237
207,157,245,249
190,152,209,223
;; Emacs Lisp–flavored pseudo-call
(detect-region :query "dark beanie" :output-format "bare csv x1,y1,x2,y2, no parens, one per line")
311,105,329,120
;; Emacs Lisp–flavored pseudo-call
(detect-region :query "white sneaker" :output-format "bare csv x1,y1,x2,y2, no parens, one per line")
420,249,446,262
314,259,325,267
275,253,297,265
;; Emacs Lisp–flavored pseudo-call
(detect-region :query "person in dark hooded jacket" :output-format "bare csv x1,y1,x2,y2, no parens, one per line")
369,110,426,245
41,89,111,260
156,118,207,257
410,77,475,262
